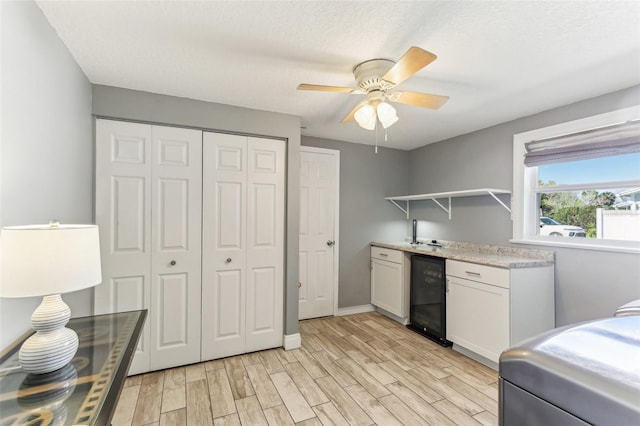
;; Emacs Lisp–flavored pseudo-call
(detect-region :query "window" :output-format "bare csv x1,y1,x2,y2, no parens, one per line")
512,106,640,253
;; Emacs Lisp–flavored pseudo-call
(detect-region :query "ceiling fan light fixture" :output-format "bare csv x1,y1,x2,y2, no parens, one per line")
377,102,398,129
297,46,447,133
354,103,377,130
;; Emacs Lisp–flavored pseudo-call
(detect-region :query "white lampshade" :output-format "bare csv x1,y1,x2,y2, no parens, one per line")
0,222,102,374
0,224,102,298
354,103,377,130
377,102,399,129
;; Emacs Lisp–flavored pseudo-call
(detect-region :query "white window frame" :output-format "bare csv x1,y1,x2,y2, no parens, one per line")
512,105,640,253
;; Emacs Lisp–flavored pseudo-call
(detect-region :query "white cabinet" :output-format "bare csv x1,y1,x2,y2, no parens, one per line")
201,132,285,360
446,259,554,366
95,119,202,374
446,269,509,363
371,247,410,321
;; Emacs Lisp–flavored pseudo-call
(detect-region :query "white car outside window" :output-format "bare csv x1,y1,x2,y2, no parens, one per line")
539,217,586,237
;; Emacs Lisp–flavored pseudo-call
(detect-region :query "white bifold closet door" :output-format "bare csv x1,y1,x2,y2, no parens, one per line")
95,119,202,374
201,132,285,360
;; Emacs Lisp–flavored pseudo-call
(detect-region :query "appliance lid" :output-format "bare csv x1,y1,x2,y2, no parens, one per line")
500,316,640,425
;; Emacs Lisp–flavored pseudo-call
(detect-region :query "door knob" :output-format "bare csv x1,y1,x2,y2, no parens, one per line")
226,258,232,263
170,260,176,266
327,240,335,247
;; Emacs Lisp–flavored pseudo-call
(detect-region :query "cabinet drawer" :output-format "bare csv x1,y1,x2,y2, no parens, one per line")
371,246,403,263
446,259,510,288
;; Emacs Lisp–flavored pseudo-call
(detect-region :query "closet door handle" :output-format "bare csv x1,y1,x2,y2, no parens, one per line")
226,258,232,263
170,260,176,266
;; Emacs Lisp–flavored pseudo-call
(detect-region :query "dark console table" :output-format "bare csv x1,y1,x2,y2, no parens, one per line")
0,310,146,425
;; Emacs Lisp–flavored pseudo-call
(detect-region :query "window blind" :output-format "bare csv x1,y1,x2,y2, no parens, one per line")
524,120,640,167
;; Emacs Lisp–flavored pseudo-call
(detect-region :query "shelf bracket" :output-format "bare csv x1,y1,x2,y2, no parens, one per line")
389,199,409,219
487,191,511,213
430,197,452,220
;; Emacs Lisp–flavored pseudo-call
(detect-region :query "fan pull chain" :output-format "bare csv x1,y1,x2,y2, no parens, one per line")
375,120,378,154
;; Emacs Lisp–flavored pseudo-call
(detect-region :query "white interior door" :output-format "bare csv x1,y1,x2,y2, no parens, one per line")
149,125,202,370
299,147,339,320
95,119,152,374
202,133,247,360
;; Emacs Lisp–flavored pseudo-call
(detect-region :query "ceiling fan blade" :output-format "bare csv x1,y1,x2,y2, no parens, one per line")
389,91,449,110
297,84,356,93
341,101,367,123
382,46,437,86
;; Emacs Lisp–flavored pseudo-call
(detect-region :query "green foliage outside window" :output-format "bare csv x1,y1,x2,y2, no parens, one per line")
539,180,616,238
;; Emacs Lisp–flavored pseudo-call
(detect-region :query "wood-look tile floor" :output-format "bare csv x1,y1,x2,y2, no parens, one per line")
112,312,499,426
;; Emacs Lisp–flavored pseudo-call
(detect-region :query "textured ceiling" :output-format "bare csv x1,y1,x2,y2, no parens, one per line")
36,1,640,150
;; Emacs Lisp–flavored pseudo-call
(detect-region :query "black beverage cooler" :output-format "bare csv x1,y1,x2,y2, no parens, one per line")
407,254,451,346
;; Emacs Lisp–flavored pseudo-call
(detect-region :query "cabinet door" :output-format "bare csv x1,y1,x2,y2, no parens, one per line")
202,133,247,360
371,258,403,317
149,125,202,370
95,119,152,375
446,275,509,363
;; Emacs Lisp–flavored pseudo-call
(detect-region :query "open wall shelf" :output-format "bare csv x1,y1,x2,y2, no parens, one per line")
385,188,512,219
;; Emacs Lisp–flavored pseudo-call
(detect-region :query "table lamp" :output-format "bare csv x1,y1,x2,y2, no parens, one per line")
0,221,102,374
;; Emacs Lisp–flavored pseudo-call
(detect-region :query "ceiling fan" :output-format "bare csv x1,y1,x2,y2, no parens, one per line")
297,46,449,131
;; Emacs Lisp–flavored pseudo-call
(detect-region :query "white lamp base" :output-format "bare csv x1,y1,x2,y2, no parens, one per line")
19,294,79,374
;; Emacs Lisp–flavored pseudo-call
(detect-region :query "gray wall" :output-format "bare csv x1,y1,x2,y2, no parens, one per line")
1,1,93,348
408,85,640,326
1,0,637,349
92,85,301,335
301,137,409,308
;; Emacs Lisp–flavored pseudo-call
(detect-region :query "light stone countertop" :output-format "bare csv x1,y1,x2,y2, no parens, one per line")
371,240,554,269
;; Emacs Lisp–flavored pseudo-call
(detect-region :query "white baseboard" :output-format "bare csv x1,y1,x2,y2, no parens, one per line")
283,333,301,350
337,304,375,316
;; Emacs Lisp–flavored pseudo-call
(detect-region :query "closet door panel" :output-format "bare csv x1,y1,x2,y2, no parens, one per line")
216,269,244,339
202,133,285,360
156,273,189,345
203,133,247,265
112,176,146,252
112,276,146,312
217,181,244,249
252,184,276,246
252,268,276,329
246,138,285,349
246,266,279,351
150,125,202,370
112,275,147,362
95,119,152,375
157,179,189,249
202,133,247,360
